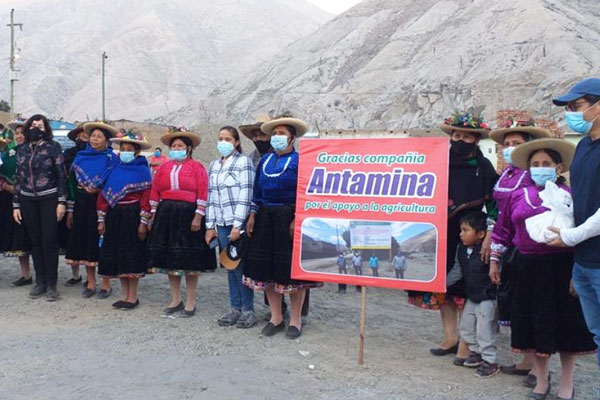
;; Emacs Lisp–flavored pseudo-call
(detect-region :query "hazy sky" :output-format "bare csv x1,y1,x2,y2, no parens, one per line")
306,0,362,14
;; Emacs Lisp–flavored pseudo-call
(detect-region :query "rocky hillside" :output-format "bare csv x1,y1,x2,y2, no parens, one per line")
162,0,600,129
0,0,330,121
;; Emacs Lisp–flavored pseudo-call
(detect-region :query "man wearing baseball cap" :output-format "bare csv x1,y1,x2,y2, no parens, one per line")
549,78,600,381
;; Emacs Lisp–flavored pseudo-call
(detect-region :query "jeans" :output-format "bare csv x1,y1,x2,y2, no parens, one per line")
572,262,600,372
217,225,254,311
20,194,59,289
460,299,499,364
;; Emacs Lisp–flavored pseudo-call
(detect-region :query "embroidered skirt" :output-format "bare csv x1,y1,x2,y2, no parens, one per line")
147,200,216,275
66,191,100,266
98,203,147,278
511,251,597,357
0,191,31,256
243,204,322,294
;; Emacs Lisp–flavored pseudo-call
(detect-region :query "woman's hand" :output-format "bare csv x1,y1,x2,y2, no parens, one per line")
247,213,256,238
12,208,22,225
489,260,501,285
481,231,492,263
569,279,578,298
191,214,203,232
229,227,241,242
98,221,106,236
66,212,74,229
138,223,148,241
289,218,295,239
85,187,100,194
56,204,66,222
205,229,217,245
1,182,14,193
546,227,567,247
147,215,154,231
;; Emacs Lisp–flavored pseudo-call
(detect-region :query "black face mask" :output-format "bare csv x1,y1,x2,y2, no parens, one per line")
450,140,476,157
75,139,88,150
29,128,43,142
254,140,272,155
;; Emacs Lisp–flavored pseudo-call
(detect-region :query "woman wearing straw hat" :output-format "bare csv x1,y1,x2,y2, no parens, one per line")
243,115,323,339
12,115,67,301
62,123,90,287
66,122,118,300
0,121,32,287
147,128,216,317
487,120,551,383
491,138,597,400
97,129,152,310
409,110,498,362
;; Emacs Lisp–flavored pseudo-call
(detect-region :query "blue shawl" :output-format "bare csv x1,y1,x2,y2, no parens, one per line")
71,145,117,190
101,155,152,207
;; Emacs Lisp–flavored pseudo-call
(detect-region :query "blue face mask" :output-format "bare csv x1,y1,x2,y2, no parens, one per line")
217,141,234,157
502,147,515,164
169,149,187,160
154,150,161,157
565,102,599,135
530,167,557,187
120,151,135,164
270,135,289,152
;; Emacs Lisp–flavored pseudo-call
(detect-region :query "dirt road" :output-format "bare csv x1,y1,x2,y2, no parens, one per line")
0,256,597,400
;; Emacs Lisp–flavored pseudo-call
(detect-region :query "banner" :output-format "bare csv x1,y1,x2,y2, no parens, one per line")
291,137,449,291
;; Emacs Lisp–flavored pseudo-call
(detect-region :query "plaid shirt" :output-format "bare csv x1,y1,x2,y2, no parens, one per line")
206,152,254,229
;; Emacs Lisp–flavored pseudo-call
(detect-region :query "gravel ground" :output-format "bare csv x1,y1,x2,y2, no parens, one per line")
0,256,598,400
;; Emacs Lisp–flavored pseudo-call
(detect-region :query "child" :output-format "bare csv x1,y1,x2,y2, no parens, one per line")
449,211,499,378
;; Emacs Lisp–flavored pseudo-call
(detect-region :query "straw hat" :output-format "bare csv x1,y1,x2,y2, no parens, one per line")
160,128,201,148
238,114,273,139
439,109,491,138
110,128,152,150
7,121,24,132
83,122,119,138
219,236,247,270
260,117,309,137
489,120,551,144
510,138,576,172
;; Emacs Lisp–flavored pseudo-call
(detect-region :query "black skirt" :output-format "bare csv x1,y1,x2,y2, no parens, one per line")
511,251,597,356
98,203,147,278
147,200,216,274
0,191,31,255
243,204,322,294
66,191,100,266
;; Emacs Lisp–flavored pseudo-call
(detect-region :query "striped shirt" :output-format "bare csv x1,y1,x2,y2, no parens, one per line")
206,152,254,229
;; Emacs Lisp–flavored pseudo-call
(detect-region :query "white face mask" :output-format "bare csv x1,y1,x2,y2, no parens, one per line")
270,135,289,152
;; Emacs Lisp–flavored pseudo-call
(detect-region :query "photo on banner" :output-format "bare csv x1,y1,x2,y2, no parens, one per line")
291,137,449,291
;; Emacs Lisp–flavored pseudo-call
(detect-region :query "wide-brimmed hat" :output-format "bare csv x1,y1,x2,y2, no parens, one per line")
439,109,491,137
238,114,273,139
83,122,119,138
67,124,85,141
510,138,576,172
160,128,201,148
489,119,552,144
260,117,309,137
219,236,248,270
110,128,152,150
7,121,24,132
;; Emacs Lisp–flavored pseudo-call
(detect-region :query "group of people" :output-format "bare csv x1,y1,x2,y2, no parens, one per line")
1,77,600,398
408,78,600,400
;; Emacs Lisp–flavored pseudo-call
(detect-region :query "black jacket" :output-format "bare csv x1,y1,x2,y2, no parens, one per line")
13,140,67,207
457,243,496,303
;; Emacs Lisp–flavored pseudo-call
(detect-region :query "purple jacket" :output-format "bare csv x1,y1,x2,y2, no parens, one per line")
491,184,572,257
492,166,533,211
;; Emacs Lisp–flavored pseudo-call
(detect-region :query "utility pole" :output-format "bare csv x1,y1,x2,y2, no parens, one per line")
7,9,23,115
101,51,107,121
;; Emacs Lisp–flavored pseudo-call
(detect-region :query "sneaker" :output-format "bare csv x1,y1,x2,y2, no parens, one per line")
463,352,483,368
65,277,82,287
475,361,500,378
46,286,59,302
218,309,241,326
12,276,33,287
29,284,47,299
236,310,257,329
